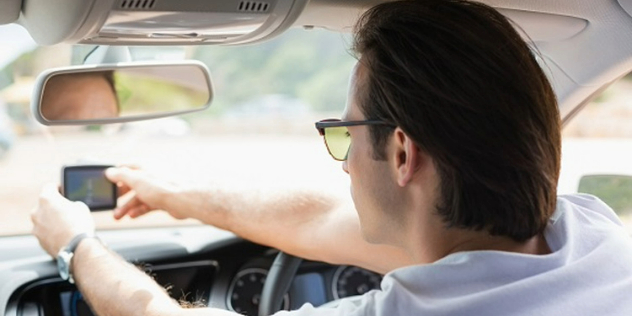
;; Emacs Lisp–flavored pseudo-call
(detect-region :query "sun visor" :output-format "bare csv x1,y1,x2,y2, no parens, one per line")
21,0,308,45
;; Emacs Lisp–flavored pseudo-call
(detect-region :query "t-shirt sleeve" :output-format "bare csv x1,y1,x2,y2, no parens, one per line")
560,193,623,226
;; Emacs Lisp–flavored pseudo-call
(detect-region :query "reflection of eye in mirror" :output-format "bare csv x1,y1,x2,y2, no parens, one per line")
41,71,119,121
35,62,213,125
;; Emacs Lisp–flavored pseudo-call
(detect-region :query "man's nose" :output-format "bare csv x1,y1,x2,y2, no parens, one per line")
342,160,349,174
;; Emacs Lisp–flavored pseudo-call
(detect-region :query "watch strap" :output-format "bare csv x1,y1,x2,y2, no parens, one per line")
65,232,95,253
59,232,101,284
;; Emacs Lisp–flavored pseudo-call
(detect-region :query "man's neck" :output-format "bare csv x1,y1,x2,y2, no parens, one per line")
406,226,552,264
445,232,551,256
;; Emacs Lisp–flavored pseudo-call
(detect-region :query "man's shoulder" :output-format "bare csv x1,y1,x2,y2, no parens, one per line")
557,193,612,208
555,193,623,227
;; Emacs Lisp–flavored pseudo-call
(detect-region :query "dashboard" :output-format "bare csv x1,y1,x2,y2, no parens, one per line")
4,228,382,316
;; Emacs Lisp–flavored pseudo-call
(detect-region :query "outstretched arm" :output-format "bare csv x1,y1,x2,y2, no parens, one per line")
169,187,411,273
106,168,413,273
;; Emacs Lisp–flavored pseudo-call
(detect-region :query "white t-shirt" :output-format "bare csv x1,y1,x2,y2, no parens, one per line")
278,194,632,315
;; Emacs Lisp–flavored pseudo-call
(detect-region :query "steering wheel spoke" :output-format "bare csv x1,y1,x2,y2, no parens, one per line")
258,252,302,316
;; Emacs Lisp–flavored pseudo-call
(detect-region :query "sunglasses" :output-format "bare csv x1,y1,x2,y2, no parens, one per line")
315,119,393,161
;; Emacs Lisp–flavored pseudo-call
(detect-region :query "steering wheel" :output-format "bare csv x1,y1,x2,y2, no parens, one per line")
258,251,368,315
258,251,302,316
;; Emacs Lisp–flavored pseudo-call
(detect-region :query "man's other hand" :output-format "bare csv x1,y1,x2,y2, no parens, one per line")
31,183,95,257
105,167,182,220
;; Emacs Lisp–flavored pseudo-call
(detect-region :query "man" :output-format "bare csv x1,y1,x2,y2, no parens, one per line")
40,71,119,121
31,0,632,315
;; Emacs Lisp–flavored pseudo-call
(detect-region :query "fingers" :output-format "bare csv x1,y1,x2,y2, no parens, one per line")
117,163,141,170
30,206,39,226
32,183,96,257
106,166,167,220
106,167,138,197
116,182,132,197
41,183,62,197
127,204,151,219
113,196,140,219
113,196,151,220
39,183,64,207
105,167,133,183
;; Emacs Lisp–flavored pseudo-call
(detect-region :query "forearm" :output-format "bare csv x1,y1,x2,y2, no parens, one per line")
163,187,413,273
72,238,179,316
72,238,237,316
164,186,334,235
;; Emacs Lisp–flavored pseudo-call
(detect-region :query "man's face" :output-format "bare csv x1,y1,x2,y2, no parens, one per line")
342,63,406,246
41,74,119,121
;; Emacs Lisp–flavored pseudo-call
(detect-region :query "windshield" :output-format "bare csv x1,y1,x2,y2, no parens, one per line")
0,25,353,236
2,23,632,237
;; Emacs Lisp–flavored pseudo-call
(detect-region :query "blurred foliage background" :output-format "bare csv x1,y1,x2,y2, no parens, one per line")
578,175,632,216
0,28,356,128
76,29,354,113
191,29,355,114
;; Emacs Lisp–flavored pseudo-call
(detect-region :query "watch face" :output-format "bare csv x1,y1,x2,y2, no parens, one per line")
57,251,72,281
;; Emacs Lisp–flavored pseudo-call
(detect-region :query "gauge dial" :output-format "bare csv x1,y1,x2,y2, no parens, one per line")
227,268,290,316
332,266,382,300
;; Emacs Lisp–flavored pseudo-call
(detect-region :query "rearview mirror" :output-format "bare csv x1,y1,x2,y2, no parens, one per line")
577,174,632,216
31,61,213,125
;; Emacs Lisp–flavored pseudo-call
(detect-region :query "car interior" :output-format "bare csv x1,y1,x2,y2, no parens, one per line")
2,0,632,315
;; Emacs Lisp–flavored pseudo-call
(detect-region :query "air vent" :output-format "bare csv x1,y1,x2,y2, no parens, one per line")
120,0,157,10
238,1,270,12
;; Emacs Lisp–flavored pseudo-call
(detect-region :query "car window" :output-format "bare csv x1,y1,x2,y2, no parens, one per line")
0,27,354,236
559,74,632,233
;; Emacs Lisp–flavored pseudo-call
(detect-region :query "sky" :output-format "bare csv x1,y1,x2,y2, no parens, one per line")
0,24,37,70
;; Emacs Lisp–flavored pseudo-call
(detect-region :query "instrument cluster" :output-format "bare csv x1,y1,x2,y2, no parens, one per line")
14,245,382,316
226,262,382,315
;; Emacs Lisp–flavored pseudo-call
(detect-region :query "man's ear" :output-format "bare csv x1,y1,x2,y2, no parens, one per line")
392,127,422,187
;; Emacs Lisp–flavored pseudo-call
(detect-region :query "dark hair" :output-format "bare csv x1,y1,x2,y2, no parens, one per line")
353,0,561,241
99,70,117,95
94,70,119,110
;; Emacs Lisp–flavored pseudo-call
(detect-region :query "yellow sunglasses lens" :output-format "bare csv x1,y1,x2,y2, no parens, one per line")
324,126,351,161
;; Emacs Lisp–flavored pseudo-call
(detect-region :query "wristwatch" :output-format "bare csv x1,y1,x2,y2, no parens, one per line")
56,233,100,284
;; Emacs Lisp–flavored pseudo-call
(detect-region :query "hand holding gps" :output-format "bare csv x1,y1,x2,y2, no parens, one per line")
61,165,117,211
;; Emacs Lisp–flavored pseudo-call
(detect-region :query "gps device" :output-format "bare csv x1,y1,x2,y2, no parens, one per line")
61,165,117,211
